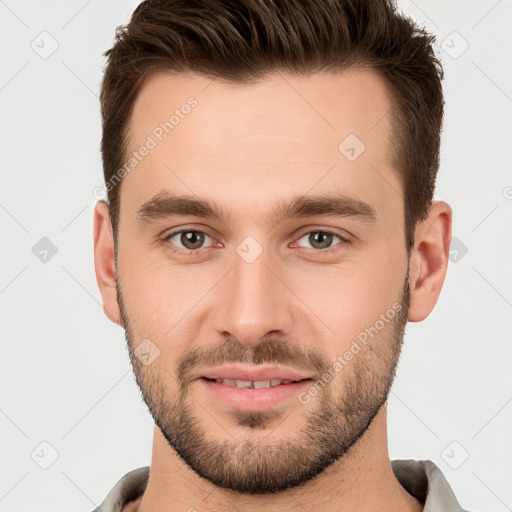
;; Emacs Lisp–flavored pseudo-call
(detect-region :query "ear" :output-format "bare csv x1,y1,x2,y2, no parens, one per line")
408,201,452,322
93,200,122,326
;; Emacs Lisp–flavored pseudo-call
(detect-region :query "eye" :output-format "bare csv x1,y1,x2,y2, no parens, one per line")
295,230,347,250
161,228,348,257
163,230,215,251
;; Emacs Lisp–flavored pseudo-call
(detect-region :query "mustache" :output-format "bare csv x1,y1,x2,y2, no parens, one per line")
176,337,330,386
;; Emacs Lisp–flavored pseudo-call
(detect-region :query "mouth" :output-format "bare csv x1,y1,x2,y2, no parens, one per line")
198,364,314,383
198,376,314,411
201,377,310,389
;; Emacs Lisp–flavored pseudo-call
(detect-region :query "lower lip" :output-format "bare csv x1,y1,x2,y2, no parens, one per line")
199,378,313,411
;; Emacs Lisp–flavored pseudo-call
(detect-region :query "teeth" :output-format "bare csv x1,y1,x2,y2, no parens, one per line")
235,380,252,388
253,380,271,389
213,378,298,388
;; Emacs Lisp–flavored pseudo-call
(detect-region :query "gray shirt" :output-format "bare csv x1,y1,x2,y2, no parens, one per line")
92,459,471,511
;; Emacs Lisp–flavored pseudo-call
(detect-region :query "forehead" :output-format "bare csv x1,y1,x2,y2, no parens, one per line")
121,68,400,225
130,67,393,154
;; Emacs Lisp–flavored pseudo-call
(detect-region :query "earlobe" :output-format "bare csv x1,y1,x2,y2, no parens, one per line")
93,200,123,326
407,201,452,322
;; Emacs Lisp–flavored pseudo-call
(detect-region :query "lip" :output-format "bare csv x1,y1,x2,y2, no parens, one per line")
198,364,313,382
199,377,313,411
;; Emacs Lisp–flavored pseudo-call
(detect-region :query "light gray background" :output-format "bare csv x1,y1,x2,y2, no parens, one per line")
1,1,511,511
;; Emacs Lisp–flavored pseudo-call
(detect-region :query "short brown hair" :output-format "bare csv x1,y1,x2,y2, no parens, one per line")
100,0,444,251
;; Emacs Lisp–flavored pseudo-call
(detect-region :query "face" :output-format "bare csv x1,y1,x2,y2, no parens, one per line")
112,69,413,494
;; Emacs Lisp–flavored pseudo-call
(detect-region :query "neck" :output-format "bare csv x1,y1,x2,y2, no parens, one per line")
133,404,423,512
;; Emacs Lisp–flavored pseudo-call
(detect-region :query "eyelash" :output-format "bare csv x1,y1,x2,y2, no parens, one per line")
161,228,350,257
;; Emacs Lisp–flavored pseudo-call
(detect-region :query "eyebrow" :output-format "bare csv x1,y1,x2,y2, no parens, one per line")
136,190,377,226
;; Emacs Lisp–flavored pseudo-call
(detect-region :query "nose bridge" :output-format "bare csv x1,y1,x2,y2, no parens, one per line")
213,246,292,343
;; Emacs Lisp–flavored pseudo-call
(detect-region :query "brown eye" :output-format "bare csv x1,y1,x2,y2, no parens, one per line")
164,230,213,251
180,231,205,249
296,231,345,250
309,232,333,249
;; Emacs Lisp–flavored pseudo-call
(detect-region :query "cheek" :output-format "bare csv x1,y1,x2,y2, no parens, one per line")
284,250,405,344
118,246,219,336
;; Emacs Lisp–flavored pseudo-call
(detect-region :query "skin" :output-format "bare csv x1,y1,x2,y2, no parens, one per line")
93,68,452,512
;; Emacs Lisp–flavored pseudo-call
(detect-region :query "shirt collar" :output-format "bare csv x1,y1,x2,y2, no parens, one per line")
93,459,468,512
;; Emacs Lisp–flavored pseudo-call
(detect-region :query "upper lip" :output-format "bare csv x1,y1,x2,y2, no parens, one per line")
198,365,313,382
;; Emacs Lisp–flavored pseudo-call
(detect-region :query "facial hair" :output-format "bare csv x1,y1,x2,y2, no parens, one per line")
116,273,410,495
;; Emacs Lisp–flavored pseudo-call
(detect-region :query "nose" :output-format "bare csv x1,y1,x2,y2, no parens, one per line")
212,248,294,346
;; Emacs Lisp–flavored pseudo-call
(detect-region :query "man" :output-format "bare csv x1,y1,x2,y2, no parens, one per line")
92,0,468,510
